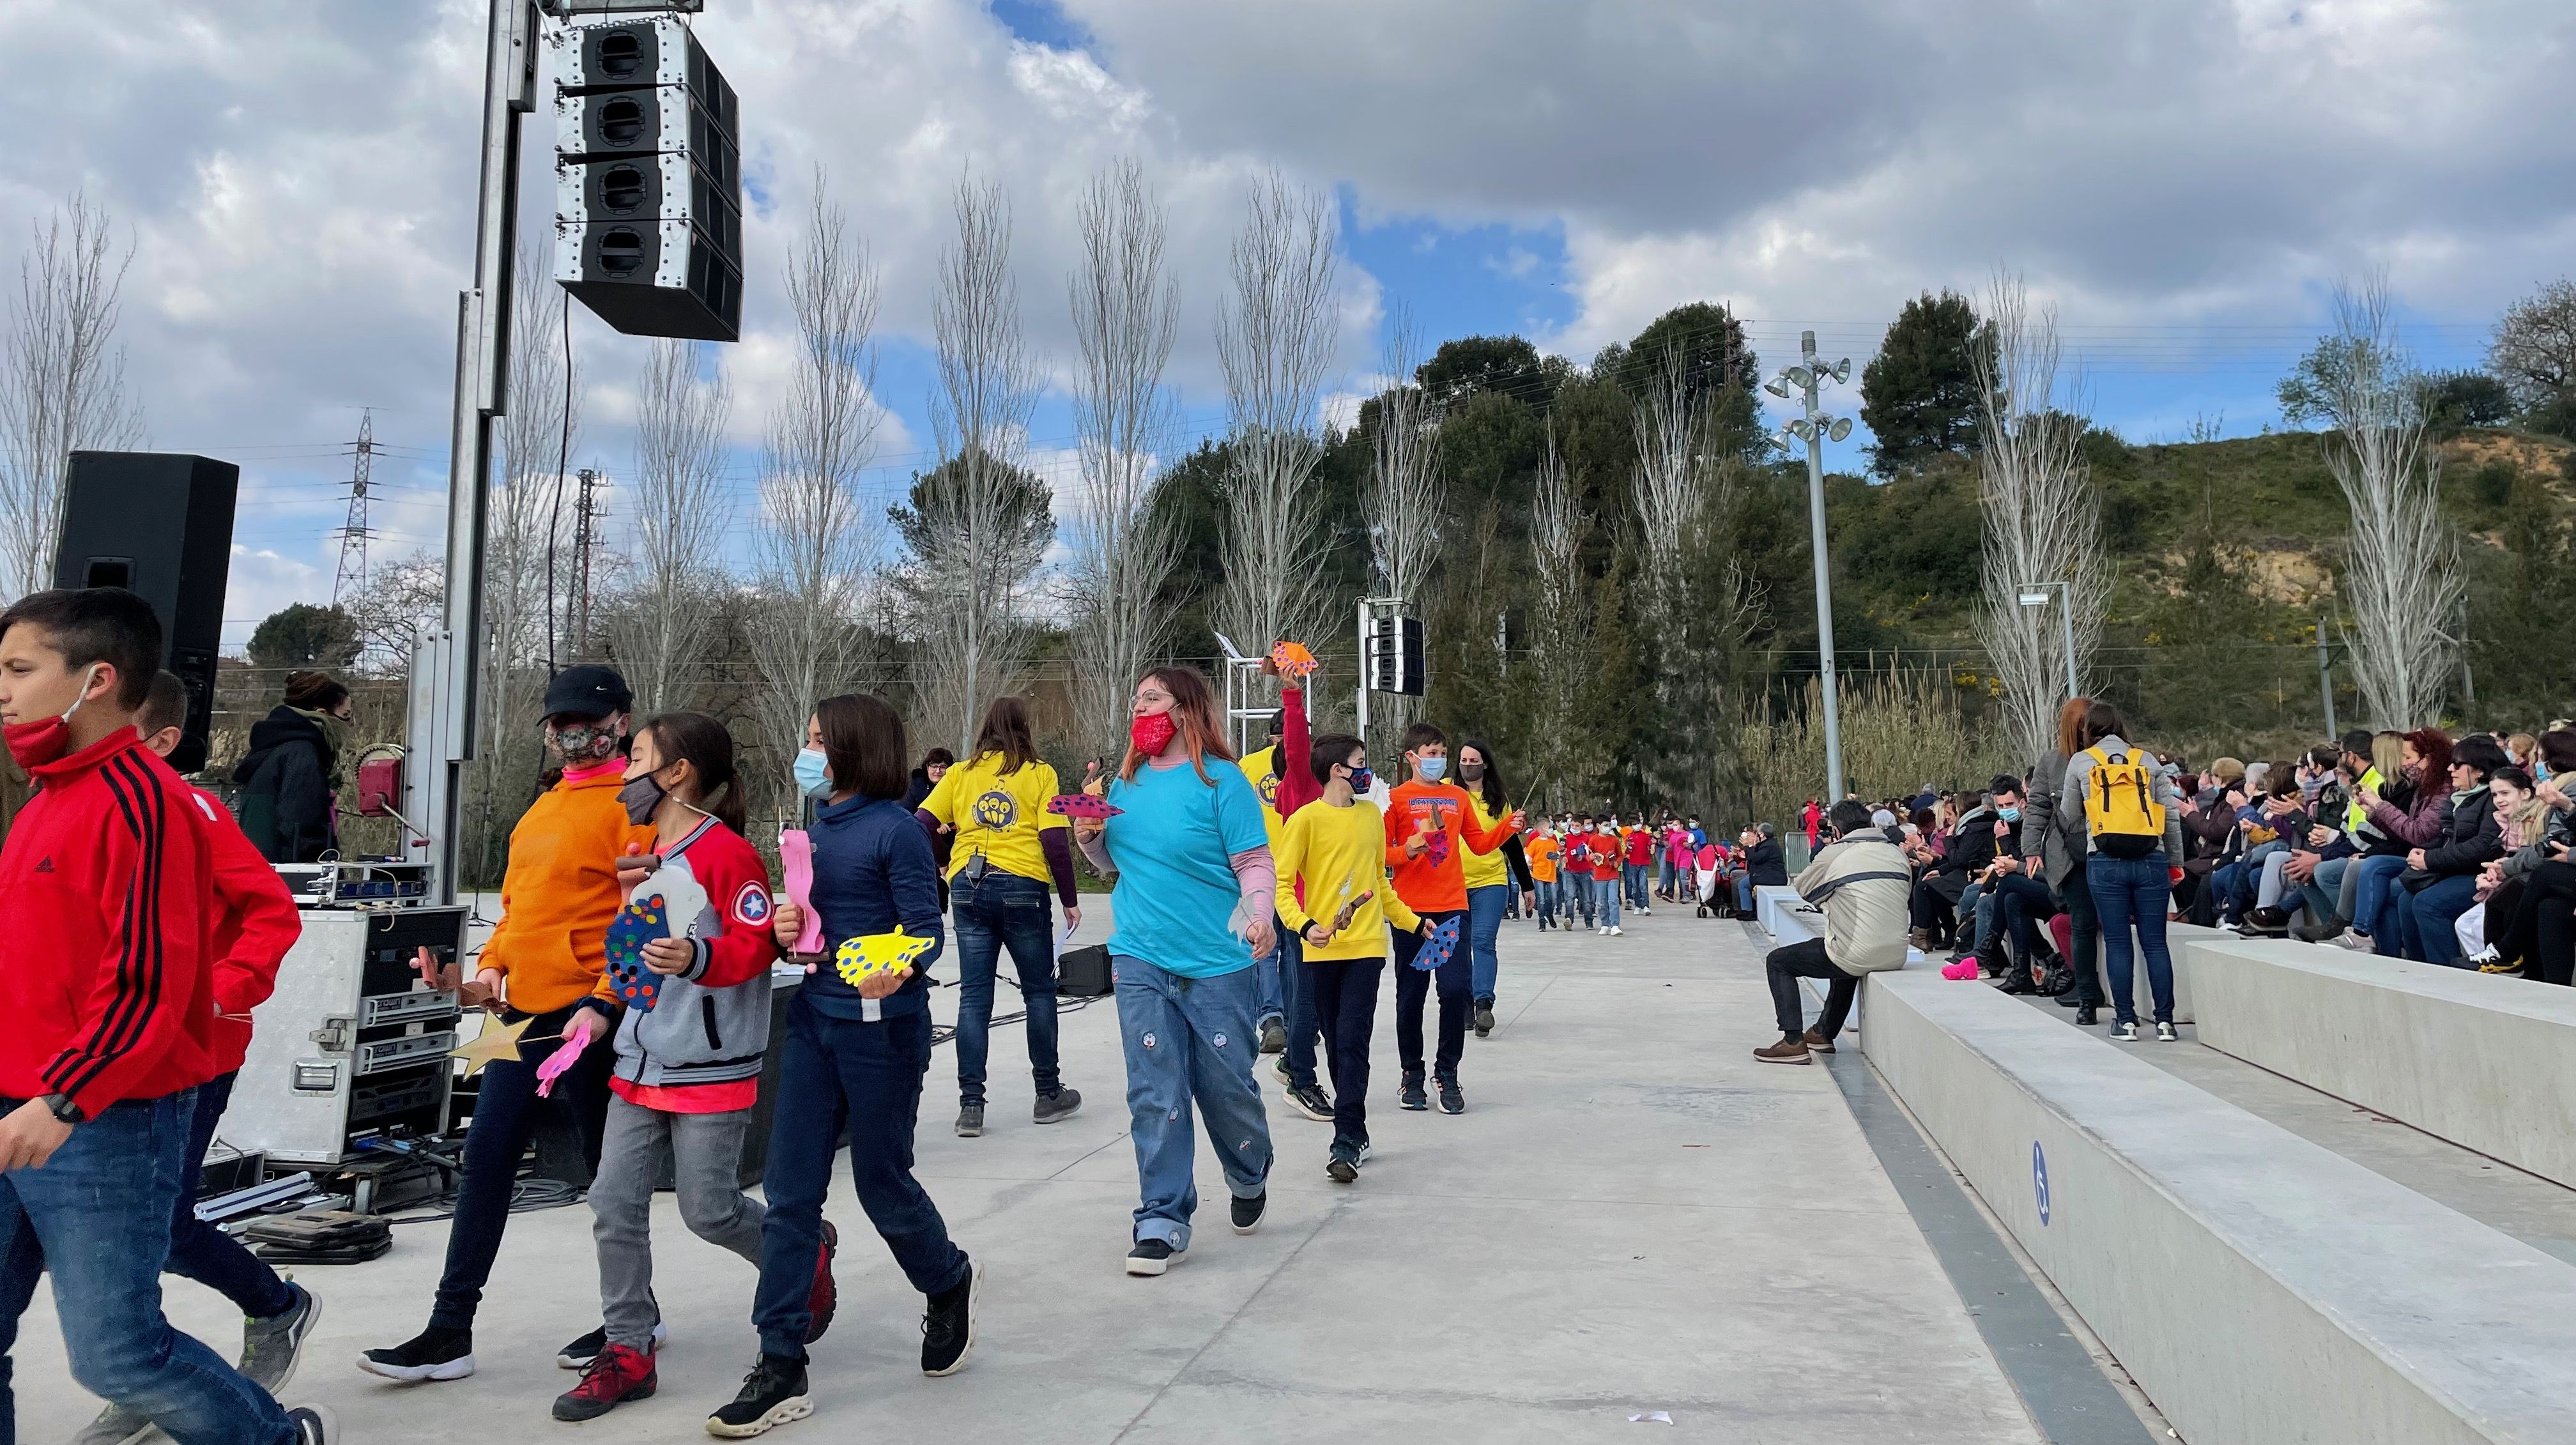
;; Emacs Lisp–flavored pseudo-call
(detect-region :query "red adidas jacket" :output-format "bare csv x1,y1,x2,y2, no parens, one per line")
192,788,302,1076
0,730,222,1113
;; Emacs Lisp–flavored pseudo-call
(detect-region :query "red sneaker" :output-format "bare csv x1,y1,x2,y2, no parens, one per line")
805,1219,841,1344
551,1342,656,1421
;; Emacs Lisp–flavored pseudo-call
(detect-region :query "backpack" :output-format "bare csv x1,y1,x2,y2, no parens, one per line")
2082,744,2166,859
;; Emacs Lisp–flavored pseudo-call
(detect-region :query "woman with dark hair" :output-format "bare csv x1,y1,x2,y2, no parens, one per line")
919,695,1083,1138
1069,667,1277,1277
712,694,978,1435
233,668,353,862
2391,731,2507,966
2009,696,2105,1022
2062,700,2186,1041
2349,727,2456,954
1454,740,1535,1037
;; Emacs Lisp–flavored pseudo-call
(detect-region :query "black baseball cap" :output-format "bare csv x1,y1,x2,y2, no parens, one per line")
541,664,632,721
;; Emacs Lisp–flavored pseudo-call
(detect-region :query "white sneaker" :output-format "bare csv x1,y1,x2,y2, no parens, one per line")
2110,1021,2140,1041
2333,931,2375,952
1639,906,1652,916
1596,926,1607,936
1608,926,1624,937
2154,1021,2179,1042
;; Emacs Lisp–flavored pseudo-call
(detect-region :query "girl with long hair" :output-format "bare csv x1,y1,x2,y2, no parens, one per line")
917,695,1084,1138
1455,740,1534,1037
2349,727,2455,954
1070,667,1278,1276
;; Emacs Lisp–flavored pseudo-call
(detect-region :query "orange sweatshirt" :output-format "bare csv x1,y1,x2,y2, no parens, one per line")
1383,778,1517,914
482,761,655,1014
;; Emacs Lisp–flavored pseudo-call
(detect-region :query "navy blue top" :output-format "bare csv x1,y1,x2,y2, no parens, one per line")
802,791,945,1020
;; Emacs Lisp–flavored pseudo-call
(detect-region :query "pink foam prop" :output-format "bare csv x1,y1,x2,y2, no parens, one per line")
1940,959,1981,981
1046,793,1123,819
535,1030,592,1097
779,829,825,954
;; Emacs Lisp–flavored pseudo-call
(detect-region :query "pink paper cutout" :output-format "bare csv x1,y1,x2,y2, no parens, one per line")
779,829,825,954
535,1029,592,1097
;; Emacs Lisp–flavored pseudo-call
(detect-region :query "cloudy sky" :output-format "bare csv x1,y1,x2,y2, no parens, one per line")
3,0,2570,643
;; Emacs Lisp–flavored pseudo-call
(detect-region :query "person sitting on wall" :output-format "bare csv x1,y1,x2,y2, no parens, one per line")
1754,800,1913,1066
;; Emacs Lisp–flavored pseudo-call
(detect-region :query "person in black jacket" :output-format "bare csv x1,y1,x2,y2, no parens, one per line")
905,747,956,910
1729,825,1786,917
1910,791,2000,949
2398,732,2508,967
233,669,351,863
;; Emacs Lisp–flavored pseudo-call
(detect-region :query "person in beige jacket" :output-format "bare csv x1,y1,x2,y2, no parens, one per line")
1756,800,1914,1064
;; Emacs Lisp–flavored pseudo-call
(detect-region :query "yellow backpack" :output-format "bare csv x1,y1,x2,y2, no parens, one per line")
2082,744,2166,859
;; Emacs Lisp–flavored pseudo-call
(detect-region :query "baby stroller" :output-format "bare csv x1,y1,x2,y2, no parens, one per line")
1693,860,1725,919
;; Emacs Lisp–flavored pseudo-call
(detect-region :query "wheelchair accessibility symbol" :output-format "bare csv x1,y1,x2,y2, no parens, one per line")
2033,1141,2051,1226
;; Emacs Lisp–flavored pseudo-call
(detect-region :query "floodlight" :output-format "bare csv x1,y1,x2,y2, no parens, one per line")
2018,590,2050,607
1764,381,1790,399
1828,417,1853,443
1832,358,1851,383
1787,418,1814,440
1784,366,1813,390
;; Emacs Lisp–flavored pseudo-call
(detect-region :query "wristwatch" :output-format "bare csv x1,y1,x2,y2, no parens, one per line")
39,1092,84,1125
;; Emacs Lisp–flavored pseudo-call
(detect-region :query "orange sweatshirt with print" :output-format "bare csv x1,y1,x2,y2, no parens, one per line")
482,761,655,1015
1382,778,1517,914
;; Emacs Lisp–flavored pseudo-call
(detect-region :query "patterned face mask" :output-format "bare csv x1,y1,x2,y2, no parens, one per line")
548,720,624,763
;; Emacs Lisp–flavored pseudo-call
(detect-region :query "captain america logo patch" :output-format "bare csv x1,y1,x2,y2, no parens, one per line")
733,882,772,926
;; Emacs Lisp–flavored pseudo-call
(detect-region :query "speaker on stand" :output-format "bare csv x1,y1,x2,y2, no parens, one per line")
51,450,239,774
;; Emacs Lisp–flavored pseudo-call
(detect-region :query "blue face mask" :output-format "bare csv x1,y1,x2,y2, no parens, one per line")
1346,766,1374,794
1997,806,2021,822
793,747,832,800
1415,755,1447,783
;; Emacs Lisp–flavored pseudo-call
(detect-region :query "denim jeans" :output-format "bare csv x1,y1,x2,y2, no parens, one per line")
1995,871,2058,962
1595,876,1623,928
1254,924,1296,1030
432,1002,616,1329
1657,857,1678,894
2351,853,2409,945
1,1090,293,1445
1273,919,1318,1090
1112,956,1270,1250
950,868,1063,1108
2089,852,2175,1026
1535,876,1560,926
753,997,967,1361
1301,958,1384,1149
1954,880,1987,951
1466,884,1508,1003
1570,875,1595,925
1393,908,1471,1080
167,1071,297,1320
1623,862,1650,908
2402,873,2481,967
1734,873,1756,914
2299,853,2354,925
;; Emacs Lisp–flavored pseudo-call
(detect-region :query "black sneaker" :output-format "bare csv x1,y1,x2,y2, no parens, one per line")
1258,1017,1287,1053
707,1354,813,1438
1284,1082,1333,1121
1230,1191,1266,1235
286,1405,335,1445
1472,1000,1496,1036
557,1317,668,1370
357,1324,473,1382
2075,1007,2098,1026
921,1257,981,1377
955,1104,985,1138
1126,1238,1184,1276
1326,1141,1359,1184
1398,1071,1428,1111
1436,1079,1465,1115
1033,1087,1082,1125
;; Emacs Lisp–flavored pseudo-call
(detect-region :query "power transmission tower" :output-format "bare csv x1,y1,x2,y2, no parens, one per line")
332,408,377,607
570,467,604,657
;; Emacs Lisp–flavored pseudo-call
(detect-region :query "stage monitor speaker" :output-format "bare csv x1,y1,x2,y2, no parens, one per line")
51,451,238,774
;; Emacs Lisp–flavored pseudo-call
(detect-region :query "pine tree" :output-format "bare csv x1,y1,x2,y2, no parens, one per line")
1860,290,1991,475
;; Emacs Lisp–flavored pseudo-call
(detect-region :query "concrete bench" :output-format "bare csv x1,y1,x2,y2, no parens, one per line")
2174,931,2576,1189
1860,968,2576,1444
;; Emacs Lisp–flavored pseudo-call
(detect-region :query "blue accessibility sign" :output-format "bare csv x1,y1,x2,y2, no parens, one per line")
2033,1141,2051,1226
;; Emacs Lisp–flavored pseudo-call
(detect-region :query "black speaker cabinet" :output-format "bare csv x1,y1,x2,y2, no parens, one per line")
555,215,742,341
52,451,238,773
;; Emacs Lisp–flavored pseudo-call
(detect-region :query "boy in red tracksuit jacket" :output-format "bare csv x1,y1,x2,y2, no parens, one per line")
0,590,327,1445
1381,722,1519,1115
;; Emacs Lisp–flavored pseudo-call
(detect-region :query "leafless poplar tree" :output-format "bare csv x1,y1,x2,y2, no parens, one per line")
2310,277,2461,728
1363,307,1443,755
1526,418,1591,807
612,337,731,715
1629,354,1749,809
915,172,1041,755
1067,158,1179,754
1,195,143,600
1972,275,2108,770
1213,171,1338,665
747,174,882,812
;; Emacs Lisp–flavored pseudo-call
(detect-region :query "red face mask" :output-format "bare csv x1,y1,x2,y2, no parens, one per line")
4,664,102,770
1130,710,1179,757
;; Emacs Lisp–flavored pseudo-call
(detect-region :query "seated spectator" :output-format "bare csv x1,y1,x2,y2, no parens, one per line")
2389,732,2508,967
1753,800,1912,1066
2346,727,2453,954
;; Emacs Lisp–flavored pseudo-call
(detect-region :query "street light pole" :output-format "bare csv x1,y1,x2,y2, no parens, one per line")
2015,582,2080,701
1769,331,1855,802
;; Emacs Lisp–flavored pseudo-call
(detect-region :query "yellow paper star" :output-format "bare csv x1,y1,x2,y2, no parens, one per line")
836,926,934,987
450,1013,533,1078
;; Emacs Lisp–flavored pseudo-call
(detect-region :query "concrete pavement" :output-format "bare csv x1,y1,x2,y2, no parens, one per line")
11,898,2041,1442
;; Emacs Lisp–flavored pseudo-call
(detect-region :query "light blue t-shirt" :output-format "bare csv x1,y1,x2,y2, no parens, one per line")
1103,759,1273,978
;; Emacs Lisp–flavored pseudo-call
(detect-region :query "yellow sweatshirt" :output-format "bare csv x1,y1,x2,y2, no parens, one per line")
1274,797,1422,962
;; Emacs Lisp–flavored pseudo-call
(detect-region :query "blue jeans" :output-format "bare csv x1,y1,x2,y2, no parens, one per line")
1597,878,1622,928
1657,857,1678,894
753,997,967,1361
167,1072,296,1320
1273,920,1318,1090
949,869,1063,1108
1255,924,1296,1030
1,1090,293,1445
2089,852,2175,1026
1112,957,1271,1249
1569,875,1595,924
2402,873,2481,967
2351,853,2408,946
1535,876,1561,925
1734,872,1755,914
1466,884,1508,1002
1623,862,1649,908
2299,853,2354,925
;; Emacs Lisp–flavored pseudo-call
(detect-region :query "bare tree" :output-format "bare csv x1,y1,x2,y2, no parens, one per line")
1,194,143,599
747,174,883,814
1067,157,1179,755
1213,171,1339,669
2304,277,2462,728
611,338,732,715
2488,277,2576,417
913,172,1043,755
1972,275,2109,770
1363,306,1443,756
1525,417,1591,808
1627,353,1742,808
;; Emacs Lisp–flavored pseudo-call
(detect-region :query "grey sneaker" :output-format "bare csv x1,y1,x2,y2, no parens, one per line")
239,1283,323,1395
68,1403,151,1445
1258,1017,1287,1054
1033,1088,1082,1125
956,1105,985,1137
